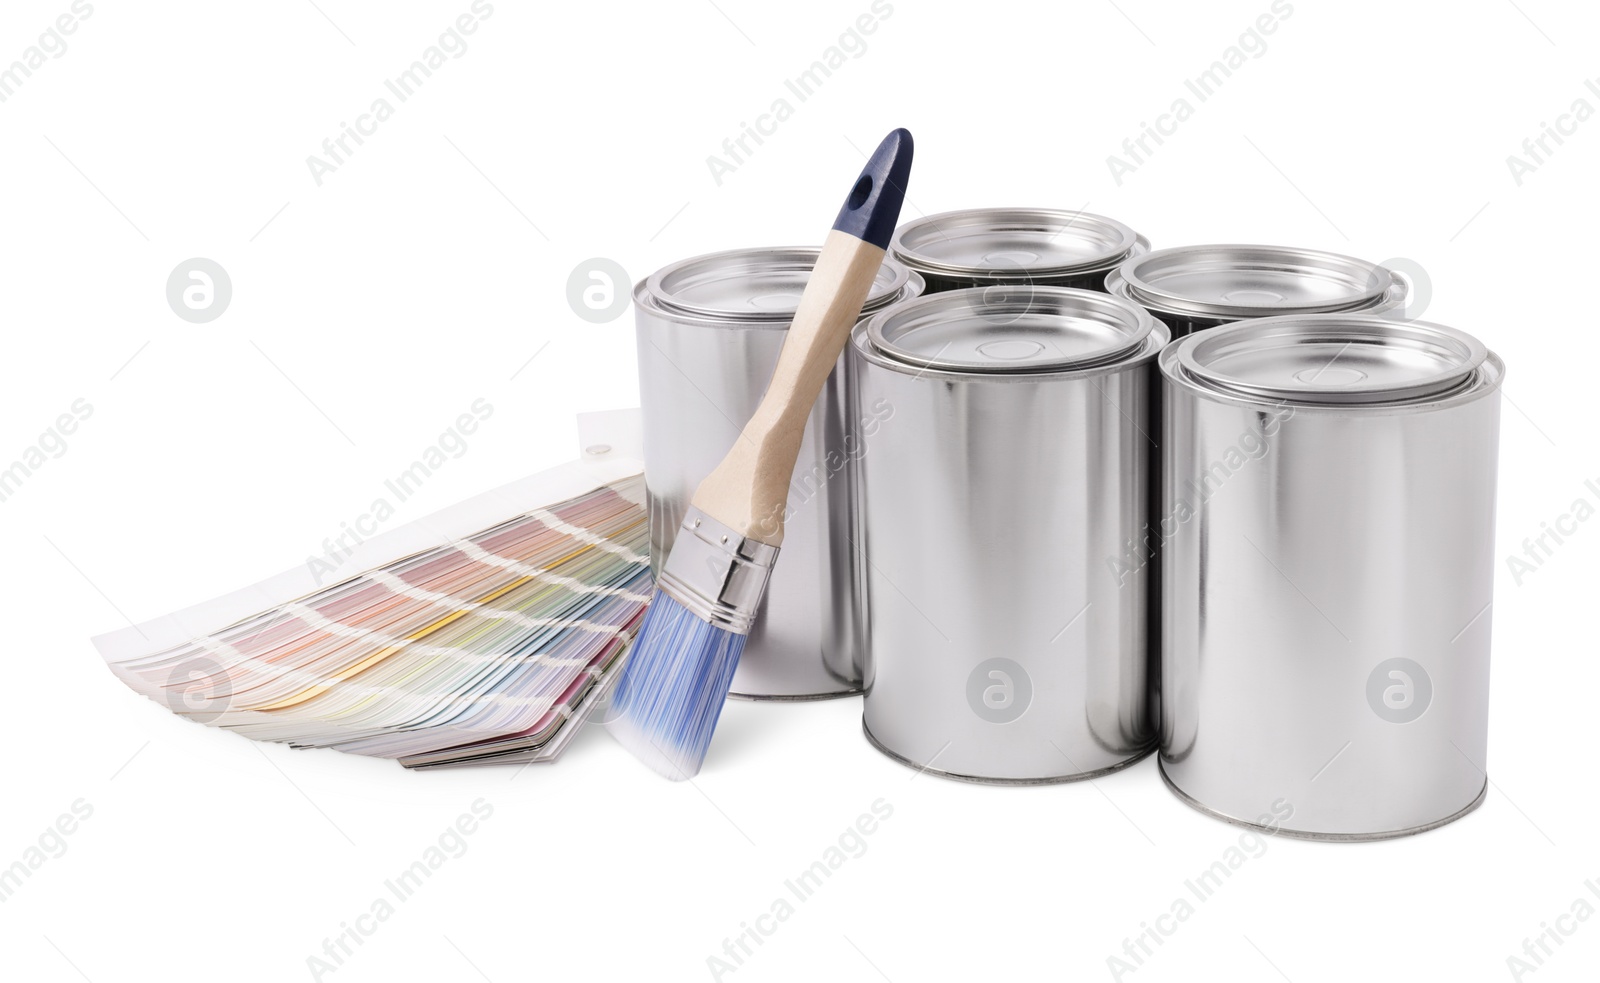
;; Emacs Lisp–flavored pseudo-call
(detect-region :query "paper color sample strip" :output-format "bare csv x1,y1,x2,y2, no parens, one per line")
100,475,650,769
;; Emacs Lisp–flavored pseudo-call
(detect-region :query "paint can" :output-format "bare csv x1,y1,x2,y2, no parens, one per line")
1105,244,1412,338
1159,314,1504,838
634,247,924,699
851,286,1168,782
890,208,1150,293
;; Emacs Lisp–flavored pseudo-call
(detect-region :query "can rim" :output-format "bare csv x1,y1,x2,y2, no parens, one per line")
1105,263,1411,324
890,208,1140,278
863,284,1158,375
928,236,1154,286
1116,244,1395,319
644,246,911,321
1172,314,1490,405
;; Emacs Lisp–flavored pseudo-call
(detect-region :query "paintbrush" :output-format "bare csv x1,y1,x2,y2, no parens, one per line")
606,128,913,780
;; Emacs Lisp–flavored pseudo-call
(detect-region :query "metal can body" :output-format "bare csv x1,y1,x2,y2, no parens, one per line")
634,248,922,699
1106,244,1410,339
852,287,1168,782
891,208,1149,295
1159,316,1504,838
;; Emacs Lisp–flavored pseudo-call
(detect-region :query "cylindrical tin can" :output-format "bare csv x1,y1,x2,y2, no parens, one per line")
891,208,1150,293
1106,244,1411,338
852,286,1169,782
634,247,924,700
1159,315,1504,839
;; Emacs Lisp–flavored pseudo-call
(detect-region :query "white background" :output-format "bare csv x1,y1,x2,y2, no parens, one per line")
2,0,1596,980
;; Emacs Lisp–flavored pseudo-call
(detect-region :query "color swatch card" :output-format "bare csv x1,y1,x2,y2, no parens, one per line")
95,450,651,770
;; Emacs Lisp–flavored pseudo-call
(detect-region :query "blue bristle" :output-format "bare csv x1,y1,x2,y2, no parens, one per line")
605,591,746,780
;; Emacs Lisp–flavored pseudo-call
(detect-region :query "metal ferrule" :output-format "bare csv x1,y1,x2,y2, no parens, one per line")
656,506,780,635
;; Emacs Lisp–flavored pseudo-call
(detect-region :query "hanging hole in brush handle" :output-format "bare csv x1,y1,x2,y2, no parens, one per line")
831,128,912,250
847,176,874,210
691,129,914,546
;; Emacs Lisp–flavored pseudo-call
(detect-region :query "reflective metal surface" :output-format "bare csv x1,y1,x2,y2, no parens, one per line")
891,208,1149,293
649,246,910,321
866,288,1153,374
656,506,780,634
1105,245,1409,339
1178,316,1486,405
635,248,923,699
892,208,1137,276
853,286,1168,782
1118,243,1392,317
1159,315,1505,839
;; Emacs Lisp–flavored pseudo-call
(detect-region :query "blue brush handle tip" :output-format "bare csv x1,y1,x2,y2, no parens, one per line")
832,128,913,251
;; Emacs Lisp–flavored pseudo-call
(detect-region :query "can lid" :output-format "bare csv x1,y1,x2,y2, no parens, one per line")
865,285,1156,374
890,208,1138,278
1118,244,1394,318
1176,315,1489,404
647,246,909,321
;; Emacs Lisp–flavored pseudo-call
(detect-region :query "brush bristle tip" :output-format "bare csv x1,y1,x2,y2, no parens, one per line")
604,592,747,781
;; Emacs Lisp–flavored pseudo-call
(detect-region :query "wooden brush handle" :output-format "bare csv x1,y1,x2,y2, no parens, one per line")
690,129,913,547
692,231,888,546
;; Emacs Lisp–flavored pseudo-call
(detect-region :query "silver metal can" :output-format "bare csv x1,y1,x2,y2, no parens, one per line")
1159,315,1504,839
634,247,924,700
891,208,1150,293
1106,243,1411,338
852,286,1169,782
